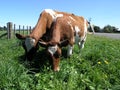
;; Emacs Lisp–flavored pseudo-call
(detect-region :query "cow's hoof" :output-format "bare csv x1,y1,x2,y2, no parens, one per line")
54,67,60,72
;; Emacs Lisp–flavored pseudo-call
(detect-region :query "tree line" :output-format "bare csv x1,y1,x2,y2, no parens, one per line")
0,24,120,33
0,26,7,31
90,25,120,33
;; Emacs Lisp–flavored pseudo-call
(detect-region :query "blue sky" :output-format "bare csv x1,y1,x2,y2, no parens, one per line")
0,0,120,29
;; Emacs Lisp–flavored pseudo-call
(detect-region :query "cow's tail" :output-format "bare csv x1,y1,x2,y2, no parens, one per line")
87,21,95,34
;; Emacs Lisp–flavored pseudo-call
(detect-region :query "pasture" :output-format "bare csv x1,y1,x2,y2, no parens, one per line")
0,31,120,90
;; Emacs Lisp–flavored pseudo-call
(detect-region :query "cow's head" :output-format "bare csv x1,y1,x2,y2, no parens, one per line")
16,33,39,61
39,40,68,71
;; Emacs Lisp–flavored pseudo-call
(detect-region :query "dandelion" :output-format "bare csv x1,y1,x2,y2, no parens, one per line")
98,61,101,64
104,60,109,64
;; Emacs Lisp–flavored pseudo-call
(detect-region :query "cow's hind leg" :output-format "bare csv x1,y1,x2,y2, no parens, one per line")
79,40,85,49
78,35,87,54
66,37,74,57
67,44,74,57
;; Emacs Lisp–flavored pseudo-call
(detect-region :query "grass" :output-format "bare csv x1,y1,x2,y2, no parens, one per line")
0,32,120,90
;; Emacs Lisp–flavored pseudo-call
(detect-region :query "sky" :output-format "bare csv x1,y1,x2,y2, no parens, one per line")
0,0,120,29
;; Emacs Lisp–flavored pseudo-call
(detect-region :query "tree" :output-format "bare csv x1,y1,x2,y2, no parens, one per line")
94,25,101,32
112,26,119,32
3,26,7,30
103,25,118,33
0,26,2,30
0,26,7,31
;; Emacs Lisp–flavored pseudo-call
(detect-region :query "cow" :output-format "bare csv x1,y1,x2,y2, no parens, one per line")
39,15,93,71
15,9,94,71
15,9,79,61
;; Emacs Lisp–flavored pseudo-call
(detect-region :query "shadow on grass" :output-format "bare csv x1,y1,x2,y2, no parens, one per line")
17,47,68,74
17,49,53,74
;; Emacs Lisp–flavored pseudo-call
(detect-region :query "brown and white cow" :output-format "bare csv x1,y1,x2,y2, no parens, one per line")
39,15,91,71
15,9,78,61
16,9,94,71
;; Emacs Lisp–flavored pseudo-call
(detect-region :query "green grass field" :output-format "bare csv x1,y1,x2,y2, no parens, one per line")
0,32,120,90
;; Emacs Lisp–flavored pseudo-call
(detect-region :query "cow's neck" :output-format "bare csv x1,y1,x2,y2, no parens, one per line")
30,17,47,41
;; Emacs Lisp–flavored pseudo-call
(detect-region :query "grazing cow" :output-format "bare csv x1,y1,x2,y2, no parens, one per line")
39,15,92,71
16,9,94,71
15,9,78,61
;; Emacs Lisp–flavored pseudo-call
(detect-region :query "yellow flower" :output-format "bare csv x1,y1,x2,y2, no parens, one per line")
104,60,109,64
98,61,101,64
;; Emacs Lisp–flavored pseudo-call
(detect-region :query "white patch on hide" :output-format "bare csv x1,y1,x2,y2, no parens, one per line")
67,21,74,32
48,45,58,56
45,9,56,19
67,20,72,25
45,9,63,21
56,14,63,18
25,38,35,52
69,16,75,21
54,14,63,22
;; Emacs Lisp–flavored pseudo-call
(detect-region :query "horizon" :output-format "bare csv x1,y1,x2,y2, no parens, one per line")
0,0,120,29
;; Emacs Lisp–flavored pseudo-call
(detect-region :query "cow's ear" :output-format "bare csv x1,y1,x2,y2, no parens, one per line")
39,40,48,47
58,39,69,47
15,33,26,40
